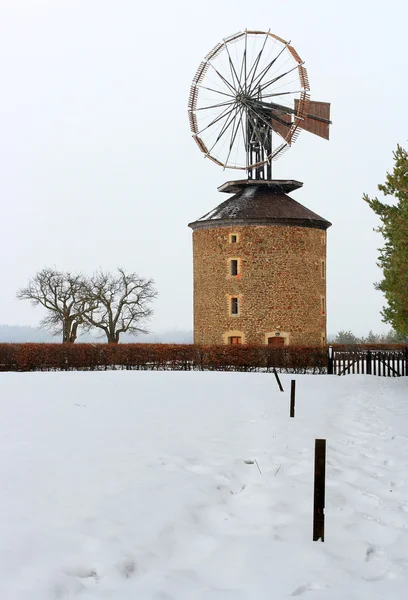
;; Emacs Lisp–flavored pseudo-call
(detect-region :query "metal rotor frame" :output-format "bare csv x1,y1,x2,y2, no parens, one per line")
188,30,329,179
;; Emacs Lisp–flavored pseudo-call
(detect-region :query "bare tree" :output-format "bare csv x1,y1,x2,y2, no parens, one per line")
83,268,157,343
17,268,91,343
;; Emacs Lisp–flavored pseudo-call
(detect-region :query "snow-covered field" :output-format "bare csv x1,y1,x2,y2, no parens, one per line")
0,371,407,599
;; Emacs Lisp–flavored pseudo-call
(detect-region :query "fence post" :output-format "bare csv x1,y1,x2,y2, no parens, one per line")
366,350,372,375
313,439,326,542
273,368,284,392
327,346,334,375
290,380,296,417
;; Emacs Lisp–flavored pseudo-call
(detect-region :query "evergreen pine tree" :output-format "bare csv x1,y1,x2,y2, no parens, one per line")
363,145,408,336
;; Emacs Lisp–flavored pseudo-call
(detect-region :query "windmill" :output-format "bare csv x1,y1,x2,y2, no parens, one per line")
187,30,332,348
188,30,331,181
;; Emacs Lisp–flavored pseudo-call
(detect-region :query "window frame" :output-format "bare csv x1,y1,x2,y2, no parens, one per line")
230,296,239,316
223,330,246,344
229,258,239,277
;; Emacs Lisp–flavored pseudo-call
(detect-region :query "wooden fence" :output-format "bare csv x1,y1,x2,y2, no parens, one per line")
328,347,408,377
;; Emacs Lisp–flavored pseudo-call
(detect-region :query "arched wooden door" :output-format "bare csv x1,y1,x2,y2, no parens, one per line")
267,336,285,347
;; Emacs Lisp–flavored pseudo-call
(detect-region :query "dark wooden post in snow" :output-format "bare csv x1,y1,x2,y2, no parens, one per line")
290,380,296,417
313,439,326,542
273,368,284,392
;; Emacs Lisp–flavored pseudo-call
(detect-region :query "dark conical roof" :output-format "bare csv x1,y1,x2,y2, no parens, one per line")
188,185,331,231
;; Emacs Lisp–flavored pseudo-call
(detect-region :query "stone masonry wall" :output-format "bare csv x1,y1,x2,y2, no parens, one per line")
192,224,327,345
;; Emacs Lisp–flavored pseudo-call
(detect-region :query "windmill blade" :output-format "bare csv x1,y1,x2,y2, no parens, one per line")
294,100,331,140
271,112,292,140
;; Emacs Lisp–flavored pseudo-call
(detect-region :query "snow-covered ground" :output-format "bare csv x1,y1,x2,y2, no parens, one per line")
0,371,407,599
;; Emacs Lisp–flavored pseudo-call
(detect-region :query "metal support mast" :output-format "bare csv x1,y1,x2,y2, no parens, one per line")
246,86,272,180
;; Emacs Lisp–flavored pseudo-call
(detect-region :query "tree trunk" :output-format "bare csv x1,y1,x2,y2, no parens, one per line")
63,316,78,343
68,321,80,343
106,329,120,344
62,318,71,344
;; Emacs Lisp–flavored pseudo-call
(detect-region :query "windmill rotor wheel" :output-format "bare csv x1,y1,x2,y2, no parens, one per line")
188,30,329,174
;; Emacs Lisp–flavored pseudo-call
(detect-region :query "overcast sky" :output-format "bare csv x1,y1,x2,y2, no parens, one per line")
0,0,407,336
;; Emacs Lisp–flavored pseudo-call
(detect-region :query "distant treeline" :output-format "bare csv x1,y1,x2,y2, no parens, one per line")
328,330,407,344
0,325,192,344
0,325,405,346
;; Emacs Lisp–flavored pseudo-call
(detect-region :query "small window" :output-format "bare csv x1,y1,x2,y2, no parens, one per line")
230,259,238,276
229,336,242,345
321,297,325,315
231,297,239,315
230,233,238,243
322,261,325,279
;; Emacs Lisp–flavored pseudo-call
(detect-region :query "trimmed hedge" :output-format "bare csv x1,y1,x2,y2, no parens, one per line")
0,343,329,374
2,343,405,374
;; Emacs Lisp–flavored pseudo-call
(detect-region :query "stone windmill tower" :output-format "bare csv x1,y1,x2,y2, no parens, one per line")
188,31,332,346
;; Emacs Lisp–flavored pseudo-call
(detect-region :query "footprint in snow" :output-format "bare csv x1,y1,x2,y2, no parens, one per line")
291,582,320,596
365,545,377,561
116,558,137,578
